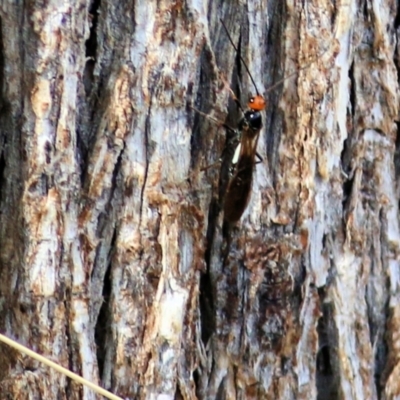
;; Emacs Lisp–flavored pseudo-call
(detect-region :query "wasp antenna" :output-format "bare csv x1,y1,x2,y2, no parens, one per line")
220,19,260,97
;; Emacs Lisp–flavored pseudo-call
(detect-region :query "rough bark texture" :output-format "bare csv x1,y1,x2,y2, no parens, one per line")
0,0,399,399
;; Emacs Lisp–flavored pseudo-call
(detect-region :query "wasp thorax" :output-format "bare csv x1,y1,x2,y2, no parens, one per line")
240,110,263,132
248,95,266,112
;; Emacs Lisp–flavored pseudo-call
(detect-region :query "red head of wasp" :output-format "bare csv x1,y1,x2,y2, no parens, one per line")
218,19,266,223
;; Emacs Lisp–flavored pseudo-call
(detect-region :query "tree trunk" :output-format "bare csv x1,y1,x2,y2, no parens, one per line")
0,0,399,399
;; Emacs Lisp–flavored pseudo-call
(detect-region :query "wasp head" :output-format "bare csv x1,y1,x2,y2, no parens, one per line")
248,94,266,111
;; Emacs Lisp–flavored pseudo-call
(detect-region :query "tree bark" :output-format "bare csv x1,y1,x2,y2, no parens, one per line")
0,0,399,399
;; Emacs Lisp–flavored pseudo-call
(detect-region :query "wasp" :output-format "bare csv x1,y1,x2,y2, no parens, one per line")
218,19,266,223
196,20,329,222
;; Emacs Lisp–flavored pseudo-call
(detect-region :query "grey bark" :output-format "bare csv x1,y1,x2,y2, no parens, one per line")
0,0,399,399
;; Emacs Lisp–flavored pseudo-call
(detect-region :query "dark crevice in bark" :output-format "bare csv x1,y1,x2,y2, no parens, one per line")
77,44,108,191
362,1,368,20
341,168,354,195
293,261,306,305
94,229,115,379
349,61,356,118
190,45,220,171
331,0,338,25
199,268,215,344
366,209,389,398
84,0,100,96
93,142,124,241
366,294,387,398
0,16,5,112
395,35,400,91
174,382,184,400
341,138,354,210
395,1,400,29
76,129,89,187
197,211,223,379
281,356,291,375
200,196,219,345
316,294,340,400
316,345,333,396
264,2,286,181
380,289,391,396
86,0,100,58
342,175,355,213
188,107,209,186
189,68,208,168
138,104,152,230
193,369,201,398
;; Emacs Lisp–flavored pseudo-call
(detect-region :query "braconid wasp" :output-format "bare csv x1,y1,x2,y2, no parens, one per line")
218,19,266,223
193,18,331,223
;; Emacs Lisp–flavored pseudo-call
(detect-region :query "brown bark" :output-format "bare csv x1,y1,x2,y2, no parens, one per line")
0,0,399,399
